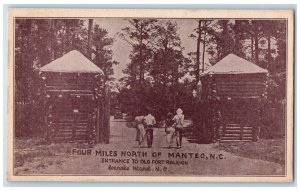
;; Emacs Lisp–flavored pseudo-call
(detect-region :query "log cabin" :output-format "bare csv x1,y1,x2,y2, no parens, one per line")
39,50,105,144
198,54,268,143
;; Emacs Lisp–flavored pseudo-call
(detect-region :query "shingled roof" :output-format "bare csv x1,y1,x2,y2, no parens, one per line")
40,50,104,74
201,54,268,76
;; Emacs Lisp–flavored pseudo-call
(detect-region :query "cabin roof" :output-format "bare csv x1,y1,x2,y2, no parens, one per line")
201,54,268,77
39,50,104,74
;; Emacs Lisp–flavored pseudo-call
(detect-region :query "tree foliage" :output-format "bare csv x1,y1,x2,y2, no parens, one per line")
118,19,191,119
15,19,117,102
92,24,119,81
15,19,117,136
189,19,287,102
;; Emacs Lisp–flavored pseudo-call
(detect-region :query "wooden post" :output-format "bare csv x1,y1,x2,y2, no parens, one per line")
95,87,101,143
96,100,101,143
103,85,111,143
196,20,202,83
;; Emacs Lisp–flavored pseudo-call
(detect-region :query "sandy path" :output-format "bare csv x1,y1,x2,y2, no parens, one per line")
32,118,284,176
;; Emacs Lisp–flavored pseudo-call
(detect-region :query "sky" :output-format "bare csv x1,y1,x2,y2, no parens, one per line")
93,18,201,79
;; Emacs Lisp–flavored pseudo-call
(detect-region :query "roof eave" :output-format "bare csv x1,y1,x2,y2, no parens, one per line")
200,71,268,77
39,69,104,74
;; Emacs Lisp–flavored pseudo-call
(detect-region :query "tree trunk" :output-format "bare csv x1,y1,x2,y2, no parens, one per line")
254,31,259,65
251,35,254,61
267,34,271,68
50,20,55,60
202,21,207,73
139,20,144,82
87,19,93,59
221,20,228,57
61,27,65,55
196,20,202,83
71,20,76,50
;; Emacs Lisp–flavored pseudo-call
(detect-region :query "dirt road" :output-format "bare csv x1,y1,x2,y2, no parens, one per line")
14,117,285,176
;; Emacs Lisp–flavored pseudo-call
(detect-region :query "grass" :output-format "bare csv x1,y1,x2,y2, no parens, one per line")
214,138,285,165
14,137,91,174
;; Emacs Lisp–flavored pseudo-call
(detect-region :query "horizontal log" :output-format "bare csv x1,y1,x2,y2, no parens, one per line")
54,122,88,124
58,122,89,124
223,132,253,136
54,135,72,139
223,123,240,126
59,128,87,132
52,111,92,114
221,130,253,134
52,113,90,115
46,88,94,93
217,86,265,90
218,91,264,96
46,78,97,84
217,87,265,91
221,126,253,129
218,91,265,95
53,118,89,121
53,138,89,143
46,78,96,82
241,137,253,140
241,134,254,137
46,77,96,82
217,80,265,85
220,124,253,130
218,93,265,97
219,95,262,99
54,115,90,118
46,85,94,89
57,122,88,125
75,135,89,138
57,128,82,131
220,140,252,143
53,114,90,117
55,132,88,136
54,121,90,124
217,87,266,92
221,137,242,140
217,89,266,94
223,134,241,137
58,126,87,129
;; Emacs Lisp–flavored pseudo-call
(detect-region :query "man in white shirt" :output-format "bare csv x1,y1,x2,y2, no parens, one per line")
144,112,156,148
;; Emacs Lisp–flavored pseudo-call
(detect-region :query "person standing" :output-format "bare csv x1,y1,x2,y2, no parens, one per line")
144,112,156,148
135,115,146,147
165,112,176,149
173,108,185,148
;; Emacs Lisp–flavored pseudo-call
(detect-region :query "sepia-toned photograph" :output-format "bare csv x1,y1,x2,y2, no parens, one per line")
7,9,294,182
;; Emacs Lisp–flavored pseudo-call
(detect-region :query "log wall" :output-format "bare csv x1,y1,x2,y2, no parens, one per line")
42,72,101,143
199,73,267,142
215,74,267,98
